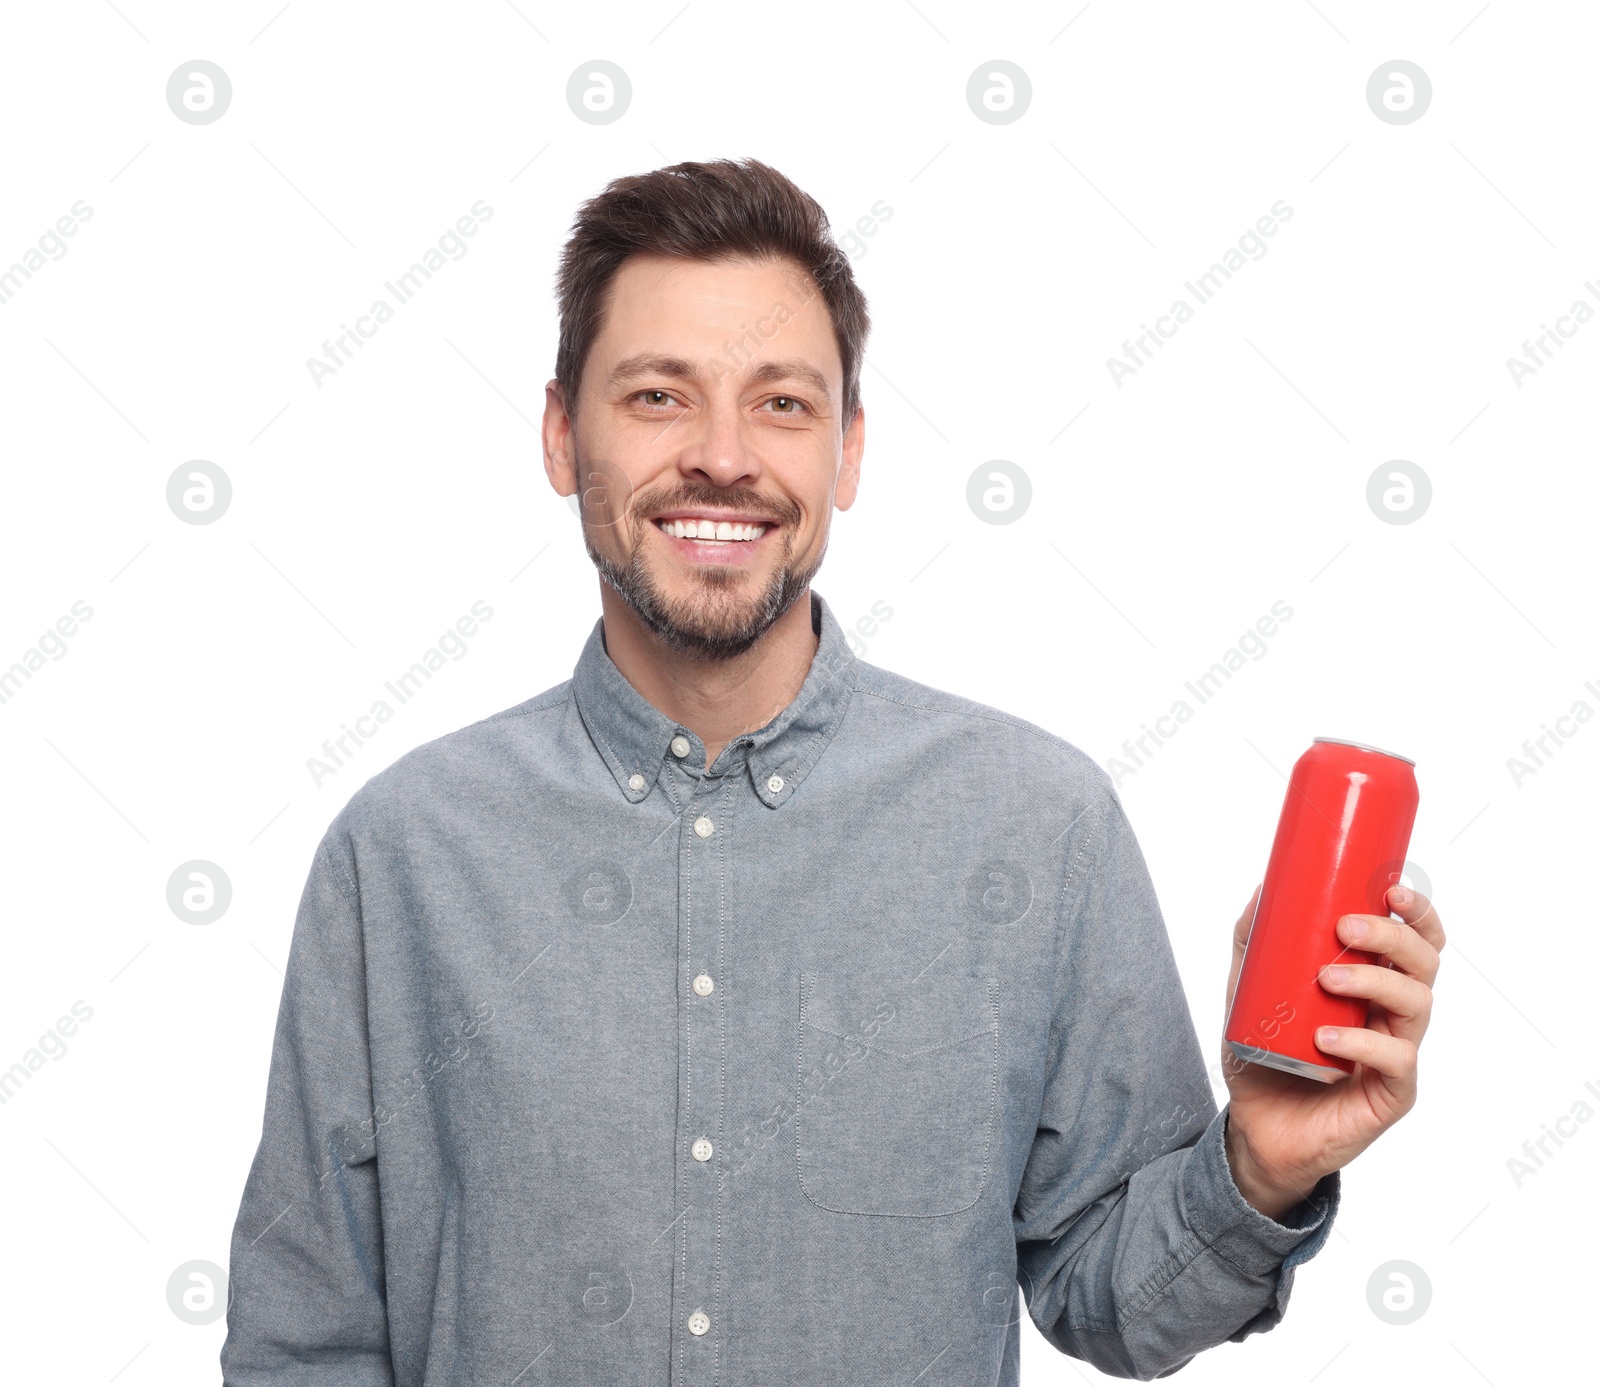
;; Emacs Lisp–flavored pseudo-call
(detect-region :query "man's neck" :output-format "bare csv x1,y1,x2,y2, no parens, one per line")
596,584,820,770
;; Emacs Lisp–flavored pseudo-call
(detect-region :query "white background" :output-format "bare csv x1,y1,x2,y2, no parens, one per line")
1,2,1593,1382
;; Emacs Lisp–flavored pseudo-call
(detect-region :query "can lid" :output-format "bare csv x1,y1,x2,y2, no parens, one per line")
1313,735,1416,766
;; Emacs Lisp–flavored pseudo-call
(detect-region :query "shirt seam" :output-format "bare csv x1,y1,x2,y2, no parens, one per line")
1059,1229,1212,1336
802,1021,991,1057
478,686,571,725
850,684,1078,753
1046,788,1108,1036
322,836,361,913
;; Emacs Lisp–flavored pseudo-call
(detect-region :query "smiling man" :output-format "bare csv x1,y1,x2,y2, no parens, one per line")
221,159,1445,1386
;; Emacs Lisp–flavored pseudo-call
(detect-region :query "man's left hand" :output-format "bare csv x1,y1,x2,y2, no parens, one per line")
1220,884,1446,1221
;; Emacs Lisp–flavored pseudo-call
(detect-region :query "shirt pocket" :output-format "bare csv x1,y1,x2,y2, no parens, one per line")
795,969,1000,1217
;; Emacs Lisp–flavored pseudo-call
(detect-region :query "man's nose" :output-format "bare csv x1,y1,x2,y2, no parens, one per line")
673,396,762,489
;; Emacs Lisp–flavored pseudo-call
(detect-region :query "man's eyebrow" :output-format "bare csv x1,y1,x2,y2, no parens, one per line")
607,353,699,389
744,358,832,405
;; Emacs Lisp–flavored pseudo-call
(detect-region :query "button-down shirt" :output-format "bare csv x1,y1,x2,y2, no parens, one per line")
221,590,1338,1385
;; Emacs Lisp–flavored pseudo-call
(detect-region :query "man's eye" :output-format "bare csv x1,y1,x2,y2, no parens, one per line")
636,390,676,407
765,396,806,414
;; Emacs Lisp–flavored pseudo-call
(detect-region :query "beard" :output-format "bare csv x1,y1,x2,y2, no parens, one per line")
580,474,823,662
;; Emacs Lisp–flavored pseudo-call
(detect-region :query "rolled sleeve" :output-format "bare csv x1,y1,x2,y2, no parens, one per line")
1183,1105,1341,1341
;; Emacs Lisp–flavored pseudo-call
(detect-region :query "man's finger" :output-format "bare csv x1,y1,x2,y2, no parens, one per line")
1335,908,1443,987
1386,886,1446,953
1313,1023,1419,1104
1225,883,1263,1012
1318,961,1433,1045
1234,883,1262,951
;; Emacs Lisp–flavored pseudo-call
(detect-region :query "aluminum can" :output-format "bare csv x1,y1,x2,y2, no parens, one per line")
1224,737,1420,1082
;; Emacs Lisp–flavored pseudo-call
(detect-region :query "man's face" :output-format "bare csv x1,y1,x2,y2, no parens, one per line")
543,252,863,661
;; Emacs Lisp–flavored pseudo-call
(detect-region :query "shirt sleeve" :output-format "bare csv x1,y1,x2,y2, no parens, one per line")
1013,781,1340,1380
220,825,395,1385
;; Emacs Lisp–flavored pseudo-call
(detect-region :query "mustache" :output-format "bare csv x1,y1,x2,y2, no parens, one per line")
628,480,801,528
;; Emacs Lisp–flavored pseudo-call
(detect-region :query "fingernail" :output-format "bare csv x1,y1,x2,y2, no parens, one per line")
1343,917,1367,940
1324,965,1350,983
1392,887,1411,906
1317,1026,1339,1043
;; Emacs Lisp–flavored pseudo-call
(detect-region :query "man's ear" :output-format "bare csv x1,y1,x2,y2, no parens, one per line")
542,379,577,497
834,404,865,511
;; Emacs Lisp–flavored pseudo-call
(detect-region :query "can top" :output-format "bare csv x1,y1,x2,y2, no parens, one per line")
1313,735,1415,766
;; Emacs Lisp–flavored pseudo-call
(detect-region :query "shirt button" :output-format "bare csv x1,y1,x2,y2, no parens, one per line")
670,735,691,758
687,1310,710,1336
766,774,784,793
693,815,714,838
628,773,646,792
691,1137,713,1162
692,973,714,996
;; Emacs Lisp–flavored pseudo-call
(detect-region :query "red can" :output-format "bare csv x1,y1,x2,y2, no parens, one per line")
1224,737,1420,1082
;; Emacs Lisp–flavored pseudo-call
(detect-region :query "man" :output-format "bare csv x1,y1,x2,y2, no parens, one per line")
221,158,1444,1384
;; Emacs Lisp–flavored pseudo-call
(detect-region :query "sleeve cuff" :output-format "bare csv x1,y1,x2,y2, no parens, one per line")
1179,1104,1341,1277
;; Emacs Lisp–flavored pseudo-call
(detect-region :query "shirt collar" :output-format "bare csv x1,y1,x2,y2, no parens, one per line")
570,589,858,809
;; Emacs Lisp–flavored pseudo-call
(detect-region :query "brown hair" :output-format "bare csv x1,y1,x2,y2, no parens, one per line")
555,158,870,424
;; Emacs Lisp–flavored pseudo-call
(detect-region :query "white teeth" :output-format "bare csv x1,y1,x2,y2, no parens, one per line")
658,518,768,541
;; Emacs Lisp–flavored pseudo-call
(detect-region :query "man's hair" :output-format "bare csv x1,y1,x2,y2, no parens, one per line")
555,157,870,424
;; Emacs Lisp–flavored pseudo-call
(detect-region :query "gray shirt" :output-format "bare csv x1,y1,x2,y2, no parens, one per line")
221,590,1338,1385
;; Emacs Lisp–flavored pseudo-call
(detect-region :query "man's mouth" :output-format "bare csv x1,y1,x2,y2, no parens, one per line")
652,513,772,543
